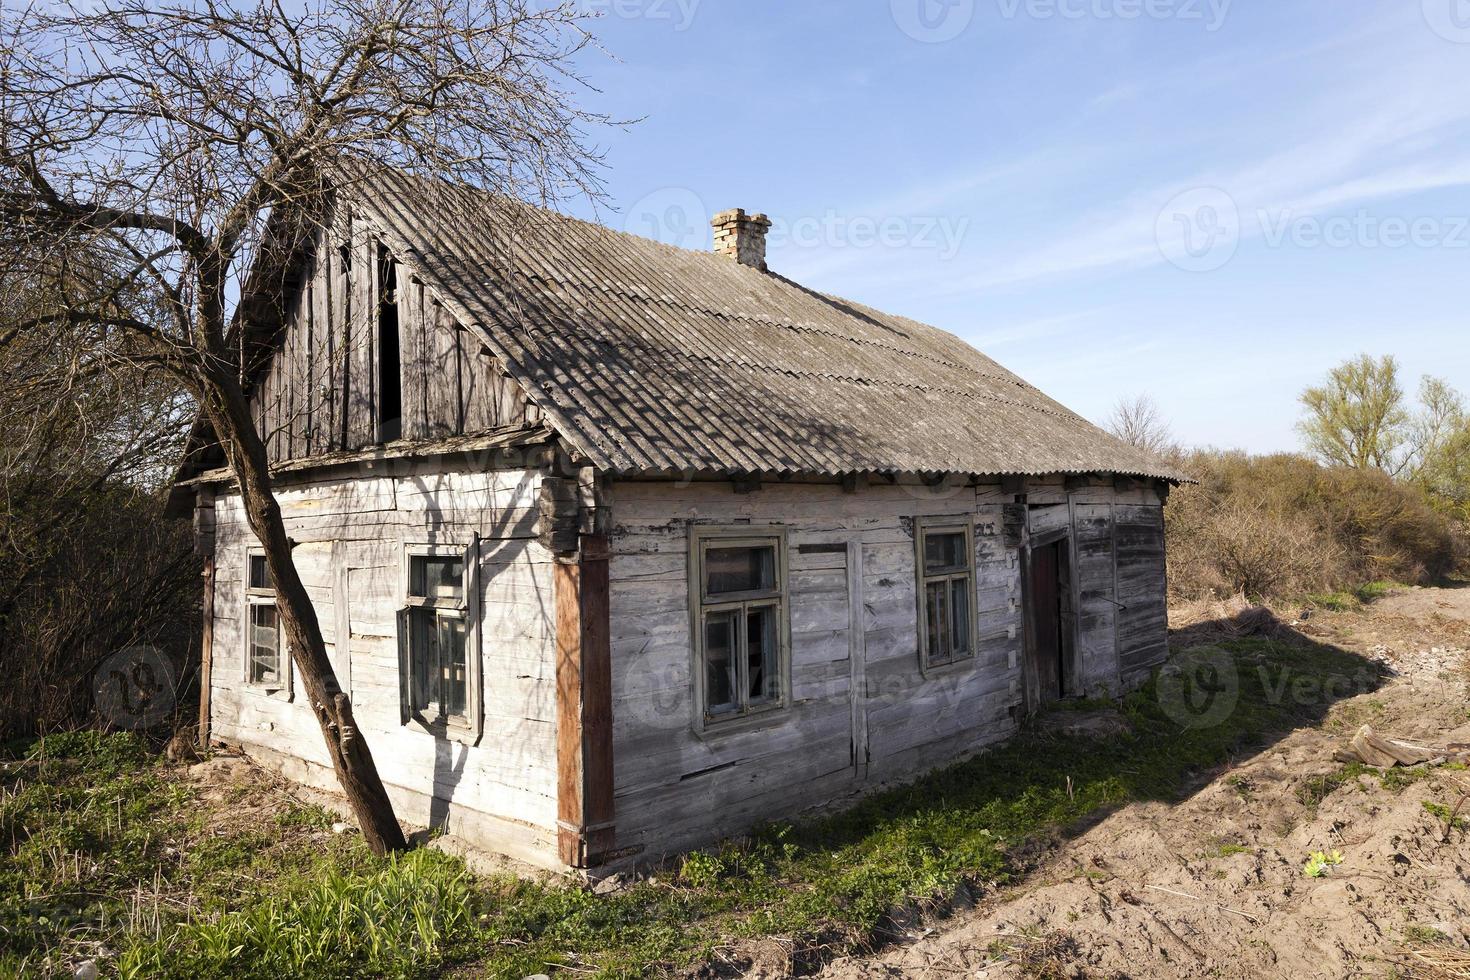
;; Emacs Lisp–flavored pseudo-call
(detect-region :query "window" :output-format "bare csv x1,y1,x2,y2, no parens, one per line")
692,530,789,726
400,545,480,737
245,551,290,695
916,522,975,670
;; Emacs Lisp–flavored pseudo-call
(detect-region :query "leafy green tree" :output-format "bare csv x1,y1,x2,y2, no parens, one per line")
1298,354,1410,473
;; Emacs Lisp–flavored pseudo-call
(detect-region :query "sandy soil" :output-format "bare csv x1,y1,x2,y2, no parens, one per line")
818,586,1470,980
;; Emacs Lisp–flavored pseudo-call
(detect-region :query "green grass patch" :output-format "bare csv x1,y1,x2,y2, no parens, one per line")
3,636,1375,979
1306,591,1359,612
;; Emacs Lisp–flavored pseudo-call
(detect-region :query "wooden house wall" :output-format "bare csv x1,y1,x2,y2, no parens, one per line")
604,476,1168,861
206,464,563,869
249,201,535,465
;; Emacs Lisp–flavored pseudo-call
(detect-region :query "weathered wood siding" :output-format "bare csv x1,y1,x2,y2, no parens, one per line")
204,465,1169,868
207,465,562,868
605,475,1168,861
605,480,1021,860
249,200,535,464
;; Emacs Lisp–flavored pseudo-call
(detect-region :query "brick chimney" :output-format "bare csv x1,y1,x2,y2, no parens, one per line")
711,208,772,271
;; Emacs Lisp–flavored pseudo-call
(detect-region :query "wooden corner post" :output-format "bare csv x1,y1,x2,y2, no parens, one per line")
554,532,615,867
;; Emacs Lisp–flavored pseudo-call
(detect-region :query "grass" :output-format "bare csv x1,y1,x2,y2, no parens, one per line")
1306,580,1408,612
2,636,1375,979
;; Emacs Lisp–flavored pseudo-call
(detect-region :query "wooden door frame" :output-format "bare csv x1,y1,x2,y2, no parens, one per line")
1021,527,1082,715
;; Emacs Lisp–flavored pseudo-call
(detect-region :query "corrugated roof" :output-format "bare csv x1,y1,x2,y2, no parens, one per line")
337,163,1187,482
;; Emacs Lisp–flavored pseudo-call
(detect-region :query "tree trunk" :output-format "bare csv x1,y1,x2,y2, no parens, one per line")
202,382,407,856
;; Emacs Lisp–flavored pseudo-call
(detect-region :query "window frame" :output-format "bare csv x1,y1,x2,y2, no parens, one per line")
242,549,293,699
398,540,482,743
914,519,979,675
688,526,792,732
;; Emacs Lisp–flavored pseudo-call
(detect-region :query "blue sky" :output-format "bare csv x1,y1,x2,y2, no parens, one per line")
565,1,1470,452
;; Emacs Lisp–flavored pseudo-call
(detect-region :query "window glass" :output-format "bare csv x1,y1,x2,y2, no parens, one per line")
705,545,775,595
923,532,967,573
949,578,971,656
410,556,464,601
249,554,270,591
746,605,779,705
249,603,280,684
704,611,738,715
919,526,974,668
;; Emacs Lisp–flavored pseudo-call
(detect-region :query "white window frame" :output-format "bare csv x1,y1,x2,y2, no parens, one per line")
243,549,293,699
398,539,482,743
915,519,978,674
688,526,792,732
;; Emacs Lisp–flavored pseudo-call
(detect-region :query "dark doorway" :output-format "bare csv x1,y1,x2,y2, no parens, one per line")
1027,538,1076,706
376,246,402,442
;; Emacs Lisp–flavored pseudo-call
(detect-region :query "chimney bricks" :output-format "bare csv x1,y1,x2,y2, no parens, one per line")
711,208,772,271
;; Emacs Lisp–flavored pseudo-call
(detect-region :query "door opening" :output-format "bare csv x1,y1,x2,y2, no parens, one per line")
1027,537,1076,706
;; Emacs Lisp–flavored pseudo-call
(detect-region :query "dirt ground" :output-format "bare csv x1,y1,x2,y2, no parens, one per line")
818,586,1470,980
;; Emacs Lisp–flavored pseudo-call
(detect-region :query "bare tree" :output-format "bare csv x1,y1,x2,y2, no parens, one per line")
1,0,613,854
1106,394,1177,458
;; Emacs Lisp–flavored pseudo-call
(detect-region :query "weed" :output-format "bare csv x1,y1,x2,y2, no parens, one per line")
1302,850,1345,877
1404,924,1453,946
3,635,1375,979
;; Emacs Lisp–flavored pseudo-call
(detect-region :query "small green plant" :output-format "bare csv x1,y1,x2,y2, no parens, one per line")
1302,850,1345,877
1214,842,1251,858
1354,581,1402,603
1306,591,1358,612
1404,924,1453,946
678,849,728,888
1422,800,1469,835
1226,775,1253,801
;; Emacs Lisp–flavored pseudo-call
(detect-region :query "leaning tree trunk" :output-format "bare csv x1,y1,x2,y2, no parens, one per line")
201,382,407,856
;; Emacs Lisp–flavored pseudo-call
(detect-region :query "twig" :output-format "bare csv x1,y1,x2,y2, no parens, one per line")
1144,884,1261,923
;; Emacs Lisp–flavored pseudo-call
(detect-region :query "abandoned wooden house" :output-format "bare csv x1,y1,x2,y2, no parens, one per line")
171,164,1184,871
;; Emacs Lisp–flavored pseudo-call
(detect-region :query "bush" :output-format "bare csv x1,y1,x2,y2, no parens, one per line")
1167,451,1465,601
